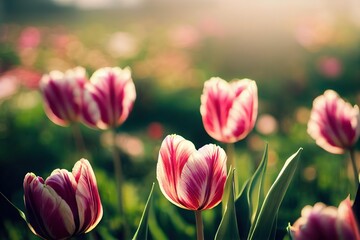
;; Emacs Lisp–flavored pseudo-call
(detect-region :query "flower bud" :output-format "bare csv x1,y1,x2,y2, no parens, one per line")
23,159,103,240
307,90,360,154
40,67,86,126
82,67,136,129
200,77,258,143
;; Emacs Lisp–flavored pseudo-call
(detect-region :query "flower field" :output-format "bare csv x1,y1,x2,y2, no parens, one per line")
0,2,360,239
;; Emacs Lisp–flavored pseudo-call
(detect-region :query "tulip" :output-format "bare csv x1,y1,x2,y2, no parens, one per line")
200,77,258,143
307,90,360,154
23,159,103,240
82,67,136,130
289,197,360,240
156,134,227,211
40,67,86,126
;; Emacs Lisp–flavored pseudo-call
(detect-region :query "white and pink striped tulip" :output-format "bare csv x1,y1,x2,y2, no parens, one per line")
23,159,103,240
40,67,86,126
156,134,227,210
82,67,136,129
200,77,258,143
290,197,360,240
307,90,360,154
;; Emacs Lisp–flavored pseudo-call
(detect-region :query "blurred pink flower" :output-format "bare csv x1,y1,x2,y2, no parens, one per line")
40,67,87,126
307,90,360,154
24,159,103,240
290,197,360,240
106,32,139,58
157,134,227,210
200,77,258,143
317,56,342,78
169,25,201,49
147,122,164,140
0,74,19,101
18,26,41,50
3,67,42,89
82,67,136,129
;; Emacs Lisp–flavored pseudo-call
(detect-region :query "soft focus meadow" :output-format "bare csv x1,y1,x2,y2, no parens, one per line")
1,1,360,240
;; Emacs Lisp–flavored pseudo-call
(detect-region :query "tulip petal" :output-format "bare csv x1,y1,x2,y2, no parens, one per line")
73,159,103,234
177,144,227,210
156,135,196,209
24,173,76,240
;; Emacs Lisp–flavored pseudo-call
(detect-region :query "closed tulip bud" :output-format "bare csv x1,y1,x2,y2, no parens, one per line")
307,90,360,154
23,159,103,240
200,77,258,143
156,134,227,210
82,67,136,130
290,197,360,240
40,67,86,126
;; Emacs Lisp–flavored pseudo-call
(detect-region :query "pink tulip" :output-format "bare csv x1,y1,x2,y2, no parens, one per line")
290,197,360,240
156,134,227,210
23,159,103,240
40,67,86,126
82,67,136,129
200,77,258,143
307,90,360,154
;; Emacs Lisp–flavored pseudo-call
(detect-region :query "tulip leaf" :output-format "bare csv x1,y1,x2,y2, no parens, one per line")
248,148,302,240
132,182,155,240
222,166,234,214
0,192,27,222
215,169,240,240
248,143,268,225
235,179,251,239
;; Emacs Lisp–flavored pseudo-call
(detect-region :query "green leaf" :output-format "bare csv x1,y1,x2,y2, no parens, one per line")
248,148,302,240
0,192,27,222
222,167,234,214
235,179,251,240
215,169,240,240
132,183,155,240
248,143,268,225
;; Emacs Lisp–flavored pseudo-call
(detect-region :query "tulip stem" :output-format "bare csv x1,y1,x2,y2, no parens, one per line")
71,123,87,157
350,148,359,187
227,143,238,194
111,129,127,238
194,210,204,240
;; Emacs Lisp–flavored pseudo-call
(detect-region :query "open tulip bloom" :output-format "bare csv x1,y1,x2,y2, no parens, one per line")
307,90,360,155
156,134,227,240
23,159,103,240
289,197,360,240
82,67,136,130
40,67,86,127
200,77,258,143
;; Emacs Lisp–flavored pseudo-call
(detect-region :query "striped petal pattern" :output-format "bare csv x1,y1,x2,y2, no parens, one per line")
200,77,258,143
157,134,227,211
40,67,86,126
23,159,103,239
82,67,136,129
307,90,360,154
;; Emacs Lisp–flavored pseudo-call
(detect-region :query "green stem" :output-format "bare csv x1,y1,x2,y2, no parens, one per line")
71,123,87,157
350,148,359,187
226,143,238,194
111,129,128,238
194,210,204,240
226,143,235,169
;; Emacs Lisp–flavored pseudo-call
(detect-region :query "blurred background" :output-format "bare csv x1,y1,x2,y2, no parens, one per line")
0,0,360,239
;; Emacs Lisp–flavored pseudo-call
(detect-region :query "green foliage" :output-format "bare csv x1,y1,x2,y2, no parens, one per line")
215,168,240,240
132,183,154,240
217,146,302,240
